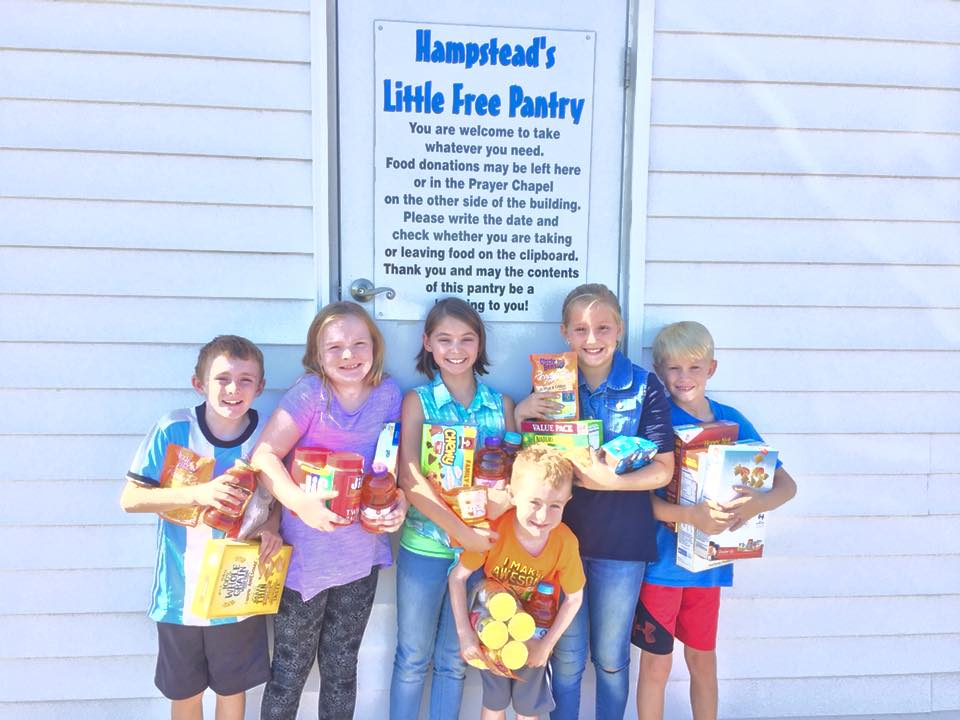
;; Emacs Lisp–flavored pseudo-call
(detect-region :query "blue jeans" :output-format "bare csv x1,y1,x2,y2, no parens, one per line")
550,557,646,720
390,546,466,720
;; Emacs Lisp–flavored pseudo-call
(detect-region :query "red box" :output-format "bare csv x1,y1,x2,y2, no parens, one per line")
665,421,739,530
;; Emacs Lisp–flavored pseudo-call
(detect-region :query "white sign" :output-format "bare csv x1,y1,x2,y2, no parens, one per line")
374,21,596,321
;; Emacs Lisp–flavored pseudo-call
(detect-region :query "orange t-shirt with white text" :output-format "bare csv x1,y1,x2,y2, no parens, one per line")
460,509,586,602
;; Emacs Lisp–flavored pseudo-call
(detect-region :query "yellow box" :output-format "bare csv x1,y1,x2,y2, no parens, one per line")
191,540,292,619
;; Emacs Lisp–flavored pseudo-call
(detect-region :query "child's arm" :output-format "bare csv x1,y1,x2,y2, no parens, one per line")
725,465,797,531
513,391,563,426
119,475,249,515
447,561,484,664
650,493,734,535
398,391,498,553
246,498,284,566
251,408,341,532
570,449,673,493
526,588,583,667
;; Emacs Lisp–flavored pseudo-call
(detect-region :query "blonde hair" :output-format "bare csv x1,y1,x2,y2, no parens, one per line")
561,283,623,329
511,444,573,490
302,302,386,386
652,321,715,368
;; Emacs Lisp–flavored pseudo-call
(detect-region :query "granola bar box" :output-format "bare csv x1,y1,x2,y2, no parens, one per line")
420,424,477,491
191,539,292,619
520,419,603,452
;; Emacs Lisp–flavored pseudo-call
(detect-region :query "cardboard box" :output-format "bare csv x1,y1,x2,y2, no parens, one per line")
421,424,477,491
665,421,739,529
601,435,658,474
675,442,777,572
374,422,401,476
520,419,603,452
191,540,292,619
530,352,579,420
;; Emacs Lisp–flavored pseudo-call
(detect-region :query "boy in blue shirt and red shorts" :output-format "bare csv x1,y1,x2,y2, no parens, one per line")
633,322,797,720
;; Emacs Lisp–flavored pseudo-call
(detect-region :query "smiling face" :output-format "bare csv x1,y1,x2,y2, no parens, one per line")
509,471,571,541
656,353,717,415
423,315,479,379
192,353,264,428
560,299,623,380
316,315,375,390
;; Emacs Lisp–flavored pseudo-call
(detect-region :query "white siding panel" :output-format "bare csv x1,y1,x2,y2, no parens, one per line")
643,306,960,351
0,100,311,158
0,389,283,435
1,151,311,206
652,80,960,133
728,556,960,598
768,516,960,558
0,50,310,109
131,0,307,10
929,475,960,515
0,656,156,701
1,0,308,61
0,613,153,659
0,198,311,252
765,433,928,476
646,218,960,265
655,0,960,43
651,126,960,178
0,248,312,299
8,569,153,614
720,595,960,639
777,475,930,518
648,173,960,222
0,296,316,344
655,33,960,89
647,262,959,309
931,434,955,474
0,699,168,720
933,673,960,712
0,480,142,526
0,435,141,481
0,342,305,389
1,526,152,570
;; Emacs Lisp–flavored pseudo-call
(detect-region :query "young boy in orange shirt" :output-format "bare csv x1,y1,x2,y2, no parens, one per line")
449,445,586,720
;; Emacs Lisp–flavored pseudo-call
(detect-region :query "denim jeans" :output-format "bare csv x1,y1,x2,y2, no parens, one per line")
389,546,466,720
550,557,646,720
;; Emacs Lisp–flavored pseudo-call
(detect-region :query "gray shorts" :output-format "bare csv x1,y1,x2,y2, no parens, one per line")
481,663,555,717
155,616,270,700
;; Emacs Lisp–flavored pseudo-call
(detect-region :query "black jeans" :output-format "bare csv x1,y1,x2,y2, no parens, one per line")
261,568,379,720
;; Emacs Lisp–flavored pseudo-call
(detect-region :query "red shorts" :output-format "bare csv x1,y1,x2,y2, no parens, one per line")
631,583,721,654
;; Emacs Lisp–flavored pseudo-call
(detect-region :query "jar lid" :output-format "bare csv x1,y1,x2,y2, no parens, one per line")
327,451,364,471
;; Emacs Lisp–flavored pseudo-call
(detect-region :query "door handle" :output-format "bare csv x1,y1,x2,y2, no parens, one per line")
350,278,396,302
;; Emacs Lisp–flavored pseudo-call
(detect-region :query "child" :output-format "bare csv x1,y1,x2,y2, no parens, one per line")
252,302,408,720
390,297,517,720
634,321,797,720
449,445,585,720
120,335,282,720
515,283,675,720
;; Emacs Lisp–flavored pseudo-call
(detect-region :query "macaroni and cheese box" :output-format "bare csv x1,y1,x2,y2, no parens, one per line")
520,419,603,453
675,442,777,572
601,435,658,474
530,352,579,420
664,421,739,530
421,424,477,491
191,539,292,619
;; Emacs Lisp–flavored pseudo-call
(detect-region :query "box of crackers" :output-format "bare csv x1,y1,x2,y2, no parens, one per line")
520,419,603,453
191,539,292,619
675,441,777,572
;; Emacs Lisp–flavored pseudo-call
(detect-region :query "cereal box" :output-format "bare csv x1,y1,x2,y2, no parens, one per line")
600,435,658,474
664,421,739,530
675,442,777,572
520,420,603,453
530,352,579,420
421,424,477,491
191,539,292,619
374,422,401,476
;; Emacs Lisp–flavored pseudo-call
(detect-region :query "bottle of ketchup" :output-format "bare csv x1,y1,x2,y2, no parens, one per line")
201,458,258,537
359,462,401,533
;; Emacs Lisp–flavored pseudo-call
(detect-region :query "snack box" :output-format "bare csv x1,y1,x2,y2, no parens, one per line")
374,421,401,476
664,421,739,530
421,424,477,491
191,539,292,619
520,419,603,452
530,352,578,420
675,441,777,572
601,435,658,474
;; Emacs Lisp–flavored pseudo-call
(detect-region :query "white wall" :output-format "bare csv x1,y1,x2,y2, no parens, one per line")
640,1,960,717
2,0,959,718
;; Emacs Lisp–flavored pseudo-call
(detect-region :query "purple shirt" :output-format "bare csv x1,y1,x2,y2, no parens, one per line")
278,373,402,600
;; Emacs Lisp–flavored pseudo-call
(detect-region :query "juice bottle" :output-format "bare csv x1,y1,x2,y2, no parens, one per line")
473,436,508,489
502,432,522,477
201,459,258,537
359,462,401,533
525,581,558,639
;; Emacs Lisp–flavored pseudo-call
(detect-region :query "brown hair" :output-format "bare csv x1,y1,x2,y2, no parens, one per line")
561,283,623,328
303,301,386,386
194,335,265,382
415,297,490,378
511,444,573,490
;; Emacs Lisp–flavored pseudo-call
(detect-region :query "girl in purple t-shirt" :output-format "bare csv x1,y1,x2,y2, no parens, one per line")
254,302,408,720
